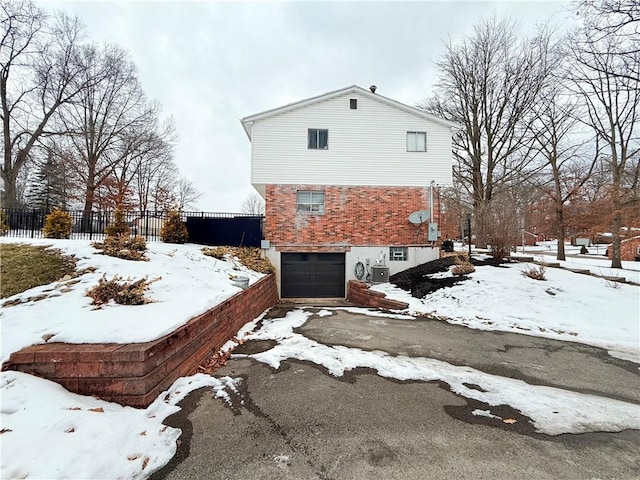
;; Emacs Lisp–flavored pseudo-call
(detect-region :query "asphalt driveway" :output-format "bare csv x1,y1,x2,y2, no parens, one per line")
151,306,640,480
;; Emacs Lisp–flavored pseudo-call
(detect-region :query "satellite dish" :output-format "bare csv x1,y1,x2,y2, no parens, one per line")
408,210,430,224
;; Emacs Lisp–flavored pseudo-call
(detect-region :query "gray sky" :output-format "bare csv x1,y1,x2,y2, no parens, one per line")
42,0,572,212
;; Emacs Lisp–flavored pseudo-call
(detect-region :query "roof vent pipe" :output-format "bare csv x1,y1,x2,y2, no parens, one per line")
369,85,377,93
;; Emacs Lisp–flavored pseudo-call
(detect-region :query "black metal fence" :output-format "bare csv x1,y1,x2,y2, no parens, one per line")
1,209,264,246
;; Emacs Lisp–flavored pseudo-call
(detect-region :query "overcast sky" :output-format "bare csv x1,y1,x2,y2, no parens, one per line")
41,0,572,212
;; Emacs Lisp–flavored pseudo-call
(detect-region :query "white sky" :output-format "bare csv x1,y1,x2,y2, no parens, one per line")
39,0,573,211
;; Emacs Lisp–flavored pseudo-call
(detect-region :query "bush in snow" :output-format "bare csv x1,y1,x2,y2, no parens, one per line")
92,235,148,261
104,208,131,237
86,274,161,306
42,209,73,239
202,246,274,274
161,210,189,244
521,264,546,281
451,254,475,276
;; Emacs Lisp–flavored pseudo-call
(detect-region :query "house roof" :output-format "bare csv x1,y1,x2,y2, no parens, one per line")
240,84,461,139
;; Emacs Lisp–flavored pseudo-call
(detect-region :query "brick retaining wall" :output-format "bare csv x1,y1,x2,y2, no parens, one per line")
2,274,279,407
347,280,409,310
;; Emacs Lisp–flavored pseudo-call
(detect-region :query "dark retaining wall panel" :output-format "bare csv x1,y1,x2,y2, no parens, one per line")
3,274,279,407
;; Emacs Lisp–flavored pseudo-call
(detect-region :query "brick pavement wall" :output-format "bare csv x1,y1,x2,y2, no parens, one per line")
2,274,279,408
347,280,409,311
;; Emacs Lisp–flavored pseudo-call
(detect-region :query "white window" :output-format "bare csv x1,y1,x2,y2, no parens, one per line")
308,129,328,149
297,191,325,213
407,131,426,152
389,246,408,261
637,245,640,255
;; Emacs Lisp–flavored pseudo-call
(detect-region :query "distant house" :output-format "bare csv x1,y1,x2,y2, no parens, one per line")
241,85,458,298
607,236,640,262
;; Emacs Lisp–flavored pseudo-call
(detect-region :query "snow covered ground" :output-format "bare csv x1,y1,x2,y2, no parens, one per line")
372,257,640,363
1,238,639,478
0,237,264,364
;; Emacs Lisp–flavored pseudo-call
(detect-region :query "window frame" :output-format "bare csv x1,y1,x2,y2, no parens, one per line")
406,131,427,152
296,190,325,214
389,246,408,261
308,128,329,150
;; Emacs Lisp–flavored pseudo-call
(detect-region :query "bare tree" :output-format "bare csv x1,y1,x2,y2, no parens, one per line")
241,192,265,215
172,177,201,210
104,114,176,210
570,5,640,268
54,43,166,227
528,80,599,260
575,0,639,82
423,17,555,246
1,0,88,208
134,144,174,212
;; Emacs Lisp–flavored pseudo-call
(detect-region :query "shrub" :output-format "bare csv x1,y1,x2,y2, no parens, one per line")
105,208,130,237
42,209,73,239
475,200,518,261
202,246,274,274
86,274,161,306
202,246,226,259
91,235,148,261
0,210,8,236
161,210,189,244
521,264,546,280
451,254,475,276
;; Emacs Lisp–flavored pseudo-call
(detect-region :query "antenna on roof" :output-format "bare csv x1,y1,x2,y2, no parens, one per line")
369,85,377,93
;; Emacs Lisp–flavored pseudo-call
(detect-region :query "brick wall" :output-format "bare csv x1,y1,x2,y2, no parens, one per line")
347,280,409,310
2,275,279,408
265,185,439,250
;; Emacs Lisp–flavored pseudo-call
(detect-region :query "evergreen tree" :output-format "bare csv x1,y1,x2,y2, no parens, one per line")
25,152,70,211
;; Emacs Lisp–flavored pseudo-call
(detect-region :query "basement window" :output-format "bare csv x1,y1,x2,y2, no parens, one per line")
308,129,328,149
389,246,408,261
297,191,325,213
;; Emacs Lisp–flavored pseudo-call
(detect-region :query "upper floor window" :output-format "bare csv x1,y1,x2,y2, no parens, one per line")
297,191,325,213
407,131,426,152
308,129,328,149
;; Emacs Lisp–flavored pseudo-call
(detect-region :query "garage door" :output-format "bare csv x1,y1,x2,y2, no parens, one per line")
281,253,345,298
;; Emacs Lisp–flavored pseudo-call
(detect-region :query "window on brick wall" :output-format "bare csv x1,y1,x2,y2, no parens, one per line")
389,246,408,261
297,191,325,213
406,131,426,152
308,129,328,149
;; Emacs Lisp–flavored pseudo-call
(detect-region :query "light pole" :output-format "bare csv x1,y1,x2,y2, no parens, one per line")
466,213,472,256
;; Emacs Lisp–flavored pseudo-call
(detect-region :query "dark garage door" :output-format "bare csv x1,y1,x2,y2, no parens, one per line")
281,253,345,298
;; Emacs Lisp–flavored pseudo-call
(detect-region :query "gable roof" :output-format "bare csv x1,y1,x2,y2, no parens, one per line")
240,84,461,139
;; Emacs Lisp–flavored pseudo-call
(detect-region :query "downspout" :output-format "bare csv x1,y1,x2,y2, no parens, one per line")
430,180,434,225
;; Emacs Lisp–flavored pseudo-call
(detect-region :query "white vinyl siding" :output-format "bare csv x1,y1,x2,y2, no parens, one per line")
250,92,453,189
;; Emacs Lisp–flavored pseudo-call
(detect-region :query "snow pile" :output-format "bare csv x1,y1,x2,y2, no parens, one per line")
371,262,640,363
0,372,240,479
243,309,640,436
0,238,264,363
